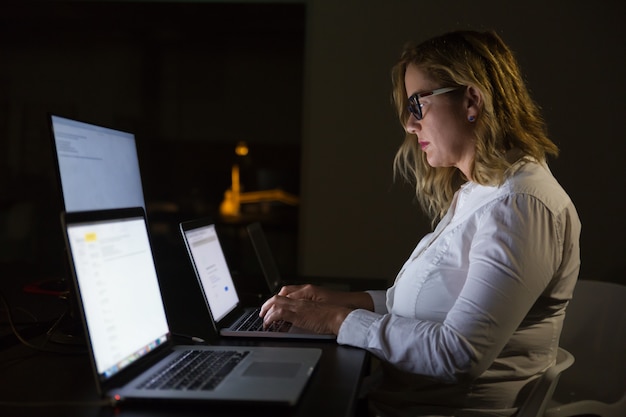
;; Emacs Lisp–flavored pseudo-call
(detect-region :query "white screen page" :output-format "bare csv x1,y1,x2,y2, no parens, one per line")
67,216,169,377
52,115,145,212
184,224,239,322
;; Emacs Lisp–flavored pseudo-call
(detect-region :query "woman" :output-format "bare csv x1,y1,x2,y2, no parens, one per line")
260,30,581,416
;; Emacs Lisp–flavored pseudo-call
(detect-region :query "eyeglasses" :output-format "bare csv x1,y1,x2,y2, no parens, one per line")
407,87,459,120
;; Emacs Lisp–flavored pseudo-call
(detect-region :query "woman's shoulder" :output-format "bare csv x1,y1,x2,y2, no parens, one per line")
498,158,574,212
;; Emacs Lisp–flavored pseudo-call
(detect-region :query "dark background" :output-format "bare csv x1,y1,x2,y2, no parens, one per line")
0,1,307,339
1,1,624,341
0,1,305,278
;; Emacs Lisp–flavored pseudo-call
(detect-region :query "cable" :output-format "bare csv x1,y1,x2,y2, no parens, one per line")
171,332,206,343
0,290,85,355
0,301,39,326
0,398,116,408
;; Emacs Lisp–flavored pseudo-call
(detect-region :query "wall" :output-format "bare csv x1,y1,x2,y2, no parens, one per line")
0,1,305,279
1,0,624,289
299,0,626,285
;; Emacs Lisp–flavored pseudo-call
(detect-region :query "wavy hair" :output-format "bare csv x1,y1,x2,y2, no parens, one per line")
392,30,558,223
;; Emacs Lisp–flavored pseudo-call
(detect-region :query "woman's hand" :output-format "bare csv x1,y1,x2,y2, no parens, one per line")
276,284,338,302
259,294,352,335
276,284,375,310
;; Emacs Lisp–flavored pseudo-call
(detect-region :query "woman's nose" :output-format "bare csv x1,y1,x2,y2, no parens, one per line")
405,116,420,134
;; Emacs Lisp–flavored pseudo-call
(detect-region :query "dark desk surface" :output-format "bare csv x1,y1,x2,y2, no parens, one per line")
0,262,378,417
0,333,368,417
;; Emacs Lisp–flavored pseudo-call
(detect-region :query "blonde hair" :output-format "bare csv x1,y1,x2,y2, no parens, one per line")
392,30,559,223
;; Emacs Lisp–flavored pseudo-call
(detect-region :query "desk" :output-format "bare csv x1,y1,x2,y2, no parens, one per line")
0,333,369,417
0,263,376,417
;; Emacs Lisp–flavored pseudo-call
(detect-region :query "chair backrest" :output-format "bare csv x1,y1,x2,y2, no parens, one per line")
550,279,626,405
515,347,575,417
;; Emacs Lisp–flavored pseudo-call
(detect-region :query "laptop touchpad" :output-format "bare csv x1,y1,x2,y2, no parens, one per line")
243,362,301,378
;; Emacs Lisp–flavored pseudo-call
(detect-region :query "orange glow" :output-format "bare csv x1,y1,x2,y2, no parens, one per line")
235,141,248,156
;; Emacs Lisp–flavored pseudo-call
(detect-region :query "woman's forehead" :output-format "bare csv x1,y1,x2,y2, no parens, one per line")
404,64,436,93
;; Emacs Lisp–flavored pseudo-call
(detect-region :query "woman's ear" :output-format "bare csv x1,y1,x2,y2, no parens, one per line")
465,86,483,122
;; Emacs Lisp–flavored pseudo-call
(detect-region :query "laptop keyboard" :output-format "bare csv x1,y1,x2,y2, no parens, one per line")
139,349,249,391
234,308,292,332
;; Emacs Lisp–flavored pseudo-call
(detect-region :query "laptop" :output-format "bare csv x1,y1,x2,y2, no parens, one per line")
61,207,321,405
247,222,291,293
179,217,335,340
49,114,146,213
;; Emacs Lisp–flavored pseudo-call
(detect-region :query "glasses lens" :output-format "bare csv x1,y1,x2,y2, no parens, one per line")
407,95,422,120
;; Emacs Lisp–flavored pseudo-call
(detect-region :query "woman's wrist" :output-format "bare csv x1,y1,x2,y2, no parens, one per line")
344,291,374,311
332,306,353,335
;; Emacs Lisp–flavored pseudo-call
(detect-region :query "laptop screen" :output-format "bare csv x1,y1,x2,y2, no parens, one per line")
50,114,146,213
182,224,240,322
65,212,169,380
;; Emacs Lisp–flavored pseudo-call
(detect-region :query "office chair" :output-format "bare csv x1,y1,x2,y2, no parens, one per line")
544,279,626,417
515,347,575,417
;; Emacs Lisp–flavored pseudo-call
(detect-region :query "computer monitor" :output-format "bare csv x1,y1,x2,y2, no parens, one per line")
46,114,148,343
49,114,146,213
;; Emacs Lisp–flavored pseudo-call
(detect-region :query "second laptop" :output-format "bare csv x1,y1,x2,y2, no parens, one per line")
179,217,335,340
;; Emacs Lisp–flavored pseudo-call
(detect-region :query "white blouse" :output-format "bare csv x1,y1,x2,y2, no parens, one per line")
337,159,581,416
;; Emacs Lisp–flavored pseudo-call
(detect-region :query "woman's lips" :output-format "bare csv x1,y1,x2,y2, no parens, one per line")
419,141,429,150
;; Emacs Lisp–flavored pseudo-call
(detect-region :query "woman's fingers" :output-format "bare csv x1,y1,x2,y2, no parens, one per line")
260,295,299,329
259,295,350,335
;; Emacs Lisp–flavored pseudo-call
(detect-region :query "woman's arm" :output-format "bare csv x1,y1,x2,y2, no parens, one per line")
258,285,375,334
339,194,570,381
278,284,375,311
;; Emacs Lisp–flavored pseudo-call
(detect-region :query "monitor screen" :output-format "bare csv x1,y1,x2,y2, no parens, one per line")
64,210,169,379
182,222,239,322
50,115,146,213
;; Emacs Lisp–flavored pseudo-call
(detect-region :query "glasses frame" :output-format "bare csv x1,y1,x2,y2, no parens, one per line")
407,87,459,120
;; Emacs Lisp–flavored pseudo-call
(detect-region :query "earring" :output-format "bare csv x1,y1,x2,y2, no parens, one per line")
468,115,476,122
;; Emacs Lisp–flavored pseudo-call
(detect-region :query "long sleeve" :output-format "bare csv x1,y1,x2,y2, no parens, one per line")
366,290,388,314
337,161,580,386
